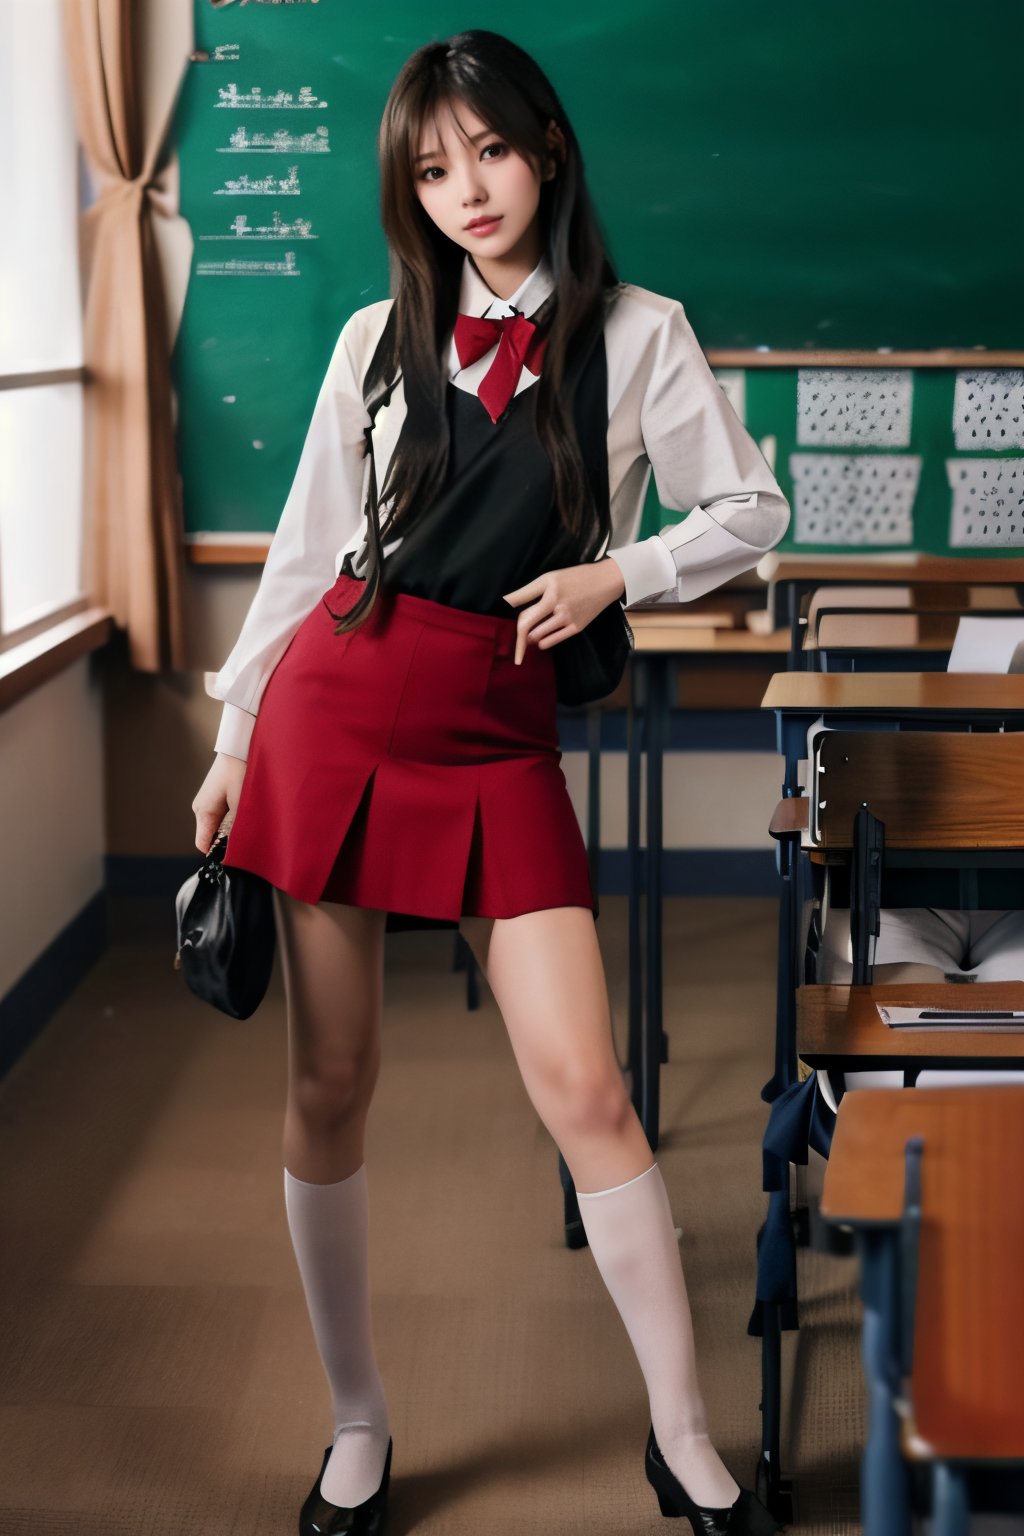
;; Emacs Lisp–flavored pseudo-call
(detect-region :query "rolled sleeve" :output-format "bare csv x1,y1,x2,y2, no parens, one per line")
213,702,257,761
617,301,790,607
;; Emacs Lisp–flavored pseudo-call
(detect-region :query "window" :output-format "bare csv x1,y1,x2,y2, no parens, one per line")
0,0,88,650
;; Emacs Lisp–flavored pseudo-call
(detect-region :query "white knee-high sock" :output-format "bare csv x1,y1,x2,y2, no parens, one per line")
283,1165,390,1506
576,1162,740,1508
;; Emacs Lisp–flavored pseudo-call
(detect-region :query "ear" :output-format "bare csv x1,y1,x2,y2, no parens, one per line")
542,118,567,182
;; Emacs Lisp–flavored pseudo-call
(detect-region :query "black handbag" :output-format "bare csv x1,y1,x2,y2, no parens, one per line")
174,831,276,1019
550,575,634,708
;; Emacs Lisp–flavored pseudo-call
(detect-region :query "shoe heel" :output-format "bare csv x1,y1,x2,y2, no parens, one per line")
657,1491,684,1517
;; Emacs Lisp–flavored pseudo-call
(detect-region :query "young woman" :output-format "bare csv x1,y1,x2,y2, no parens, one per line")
192,30,789,1536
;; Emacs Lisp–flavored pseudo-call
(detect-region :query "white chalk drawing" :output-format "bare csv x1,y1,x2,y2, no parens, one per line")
790,453,919,545
200,211,315,240
218,125,330,154
214,166,300,195
953,371,1024,451
196,252,300,277
948,459,1024,546
796,369,912,447
212,44,240,61
215,84,327,109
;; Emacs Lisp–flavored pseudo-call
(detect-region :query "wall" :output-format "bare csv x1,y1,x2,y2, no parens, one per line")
0,660,105,1025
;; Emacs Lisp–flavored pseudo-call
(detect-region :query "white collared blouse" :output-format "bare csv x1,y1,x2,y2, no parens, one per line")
210,252,789,760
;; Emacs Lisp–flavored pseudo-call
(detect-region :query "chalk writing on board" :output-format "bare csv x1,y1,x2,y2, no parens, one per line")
218,126,330,153
196,252,300,277
212,44,240,61
215,84,327,109
953,371,1024,451
796,369,912,448
214,167,301,194
200,212,315,240
948,460,1024,547
790,453,919,545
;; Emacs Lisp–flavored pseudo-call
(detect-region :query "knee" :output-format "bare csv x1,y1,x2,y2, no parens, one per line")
291,1048,379,1129
548,1064,633,1141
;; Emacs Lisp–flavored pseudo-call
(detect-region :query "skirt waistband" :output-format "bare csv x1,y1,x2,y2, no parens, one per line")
332,571,524,658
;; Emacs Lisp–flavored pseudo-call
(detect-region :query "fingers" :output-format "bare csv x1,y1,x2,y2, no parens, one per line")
195,812,220,855
515,603,577,663
535,623,576,649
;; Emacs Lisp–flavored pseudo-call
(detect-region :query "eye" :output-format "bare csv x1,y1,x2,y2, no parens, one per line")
418,165,444,182
481,140,508,160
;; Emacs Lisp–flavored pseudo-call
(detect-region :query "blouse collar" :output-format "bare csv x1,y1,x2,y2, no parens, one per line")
457,250,555,319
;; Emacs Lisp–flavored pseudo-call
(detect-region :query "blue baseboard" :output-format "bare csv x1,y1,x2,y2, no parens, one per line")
600,848,777,898
0,848,775,1080
105,853,198,896
0,890,107,1079
108,849,778,902
556,707,776,754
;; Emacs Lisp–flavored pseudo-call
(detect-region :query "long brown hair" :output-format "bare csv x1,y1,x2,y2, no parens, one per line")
334,29,621,633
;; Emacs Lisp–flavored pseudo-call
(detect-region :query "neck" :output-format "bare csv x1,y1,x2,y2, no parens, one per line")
469,229,543,301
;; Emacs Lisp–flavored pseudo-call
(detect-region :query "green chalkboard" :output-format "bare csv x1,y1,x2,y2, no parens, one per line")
171,2,1024,551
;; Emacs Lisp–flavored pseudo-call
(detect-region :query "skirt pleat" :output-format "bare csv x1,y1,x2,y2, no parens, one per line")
221,571,597,927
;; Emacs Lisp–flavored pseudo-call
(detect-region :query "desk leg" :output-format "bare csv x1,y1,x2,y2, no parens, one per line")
932,1464,969,1536
642,654,667,1150
765,828,801,1102
859,1231,912,1536
778,715,805,802
786,581,811,672
627,656,644,1123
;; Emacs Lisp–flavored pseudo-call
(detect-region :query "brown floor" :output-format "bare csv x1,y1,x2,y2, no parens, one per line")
0,894,865,1534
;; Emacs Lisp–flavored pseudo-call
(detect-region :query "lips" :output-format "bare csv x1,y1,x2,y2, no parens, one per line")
464,215,503,234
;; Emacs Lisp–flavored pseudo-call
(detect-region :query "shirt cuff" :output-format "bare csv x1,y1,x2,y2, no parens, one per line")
606,535,678,609
214,703,257,762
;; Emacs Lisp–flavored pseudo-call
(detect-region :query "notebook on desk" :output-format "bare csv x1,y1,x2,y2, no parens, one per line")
877,1005,1024,1031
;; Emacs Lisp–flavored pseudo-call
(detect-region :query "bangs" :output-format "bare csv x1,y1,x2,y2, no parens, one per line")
399,75,544,181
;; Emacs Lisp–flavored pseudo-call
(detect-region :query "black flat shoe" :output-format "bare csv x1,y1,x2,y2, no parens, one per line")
298,1436,392,1536
645,1426,782,1534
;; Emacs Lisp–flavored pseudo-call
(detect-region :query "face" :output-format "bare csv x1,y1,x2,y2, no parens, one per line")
413,99,555,273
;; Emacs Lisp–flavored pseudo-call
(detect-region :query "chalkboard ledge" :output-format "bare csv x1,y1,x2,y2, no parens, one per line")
187,534,271,565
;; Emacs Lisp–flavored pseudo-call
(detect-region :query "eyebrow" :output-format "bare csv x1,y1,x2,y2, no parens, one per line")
414,128,494,165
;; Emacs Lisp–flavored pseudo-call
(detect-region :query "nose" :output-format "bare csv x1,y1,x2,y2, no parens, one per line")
457,164,486,206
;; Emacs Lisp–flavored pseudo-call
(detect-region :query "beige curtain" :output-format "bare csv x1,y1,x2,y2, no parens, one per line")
62,0,188,672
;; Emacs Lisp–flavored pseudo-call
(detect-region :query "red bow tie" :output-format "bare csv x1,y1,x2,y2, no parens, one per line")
452,310,548,424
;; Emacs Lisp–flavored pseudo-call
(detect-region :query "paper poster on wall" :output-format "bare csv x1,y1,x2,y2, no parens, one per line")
948,459,1024,547
790,453,919,545
953,371,1024,451
796,369,913,448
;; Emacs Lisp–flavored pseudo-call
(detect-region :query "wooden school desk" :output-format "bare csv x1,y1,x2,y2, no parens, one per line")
820,1085,1024,1535
803,599,1024,673
798,981,1024,1077
763,671,1024,801
762,673,1024,1096
761,553,1024,670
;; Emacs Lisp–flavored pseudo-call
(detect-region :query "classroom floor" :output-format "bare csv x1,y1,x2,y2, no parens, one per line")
0,894,867,1535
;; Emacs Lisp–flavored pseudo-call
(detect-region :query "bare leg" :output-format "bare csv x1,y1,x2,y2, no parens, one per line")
277,889,390,1506
459,907,740,1507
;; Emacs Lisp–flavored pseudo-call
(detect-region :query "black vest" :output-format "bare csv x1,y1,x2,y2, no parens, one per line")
344,318,610,619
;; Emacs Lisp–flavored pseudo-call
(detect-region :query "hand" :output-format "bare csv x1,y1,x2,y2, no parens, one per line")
502,558,626,666
192,752,248,855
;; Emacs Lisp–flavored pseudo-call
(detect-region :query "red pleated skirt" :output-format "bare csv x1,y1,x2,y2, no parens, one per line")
221,570,597,928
